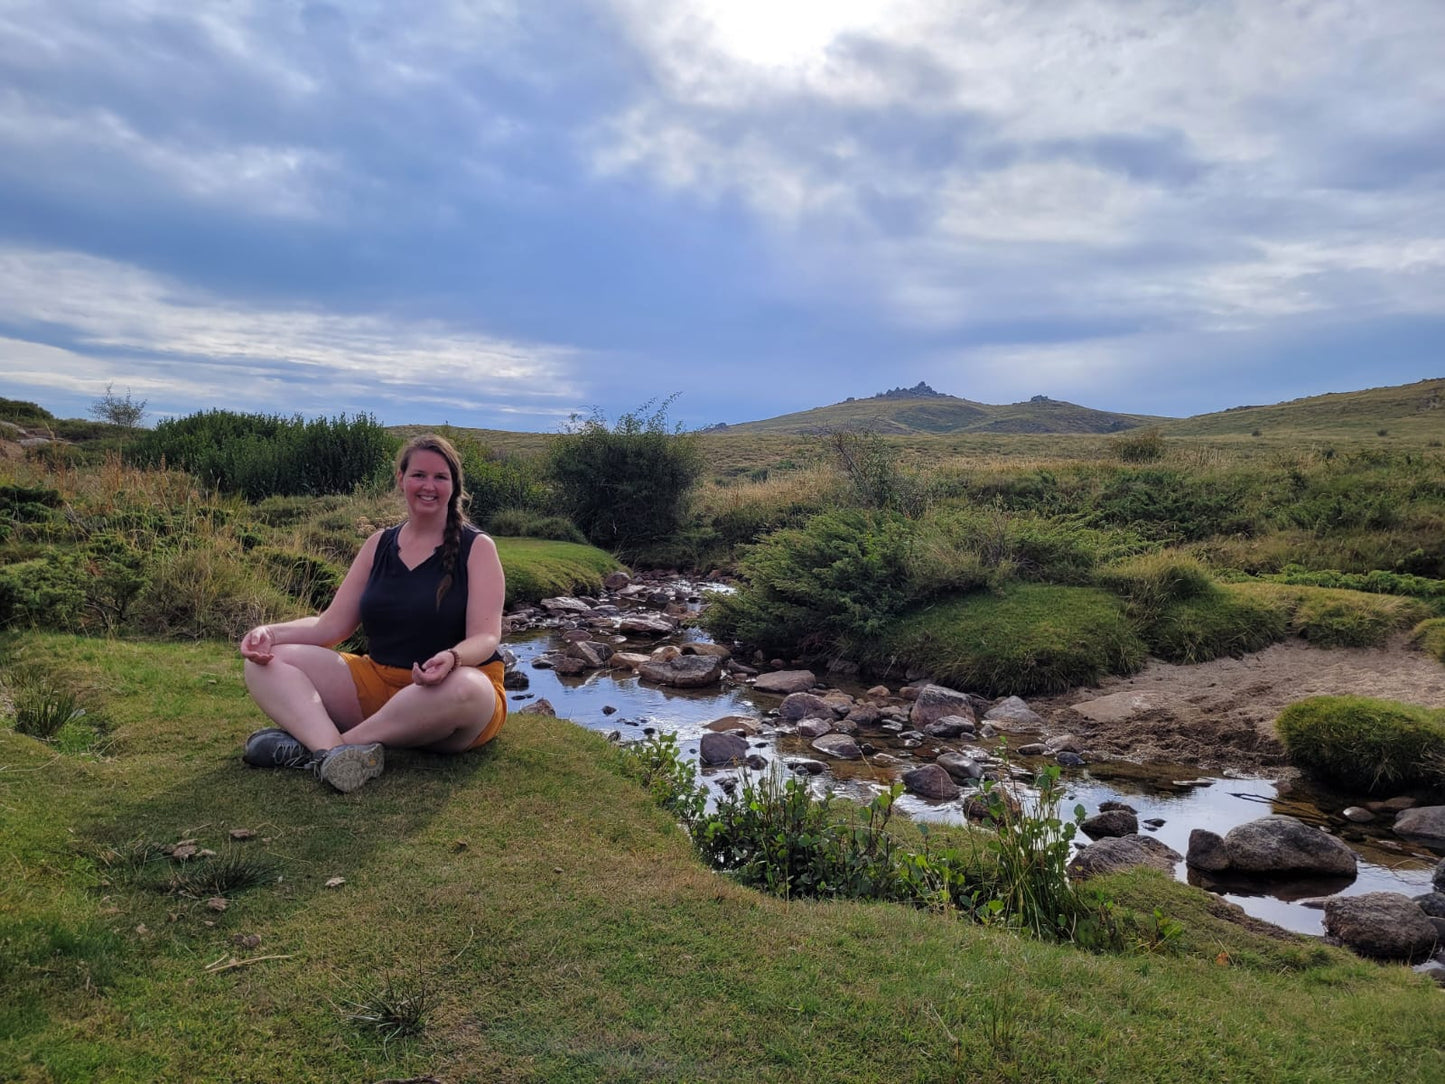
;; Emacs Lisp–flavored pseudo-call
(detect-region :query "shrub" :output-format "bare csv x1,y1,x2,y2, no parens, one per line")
0,397,56,424
0,555,87,632
1412,618,1445,664
132,541,292,640
826,429,934,515
1276,695,1445,794
1087,468,1257,542
547,400,703,554
130,410,396,499
876,584,1146,696
1107,427,1166,462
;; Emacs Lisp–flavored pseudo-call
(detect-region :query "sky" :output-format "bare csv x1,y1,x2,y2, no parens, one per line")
1,0,1442,432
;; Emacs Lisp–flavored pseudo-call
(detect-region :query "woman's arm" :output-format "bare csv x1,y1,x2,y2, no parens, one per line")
412,533,507,685
239,531,382,663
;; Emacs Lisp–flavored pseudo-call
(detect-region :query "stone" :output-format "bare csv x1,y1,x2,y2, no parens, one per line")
1413,891,1445,918
1393,806,1445,847
779,692,831,721
1055,752,1086,768
910,684,977,728
681,642,732,658
1069,835,1182,881
704,715,760,736
1016,743,1046,756
552,657,588,676
865,685,892,699
936,752,984,782
608,651,650,670
619,614,676,635
1340,806,1375,823
1186,829,1231,872
811,733,862,760
699,731,749,767
922,715,973,739
517,697,555,716
901,764,961,801
983,696,1045,728
540,596,590,613
845,704,881,727
1323,892,1439,960
1435,857,1445,892
962,790,1021,821
1219,815,1358,875
745,754,768,771
1414,959,1445,987
1081,809,1139,839
1044,734,1082,755
797,718,833,739
503,668,531,690
1100,800,1137,814
821,693,856,717
788,759,827,775
753,670,818,694
603,571,632,590
1069,691,1169,724
565,640,613,668
637,654,724,688
649,644,682,662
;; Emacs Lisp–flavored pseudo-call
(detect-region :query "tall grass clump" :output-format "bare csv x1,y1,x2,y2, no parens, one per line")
548,400,703,554
1107,427,1166,462
130,410,396,499
1232,583,1430,648
1411,618,1445,664
1276,695,1445,794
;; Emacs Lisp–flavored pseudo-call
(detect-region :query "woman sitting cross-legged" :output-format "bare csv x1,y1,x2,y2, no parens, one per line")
238,434,507,792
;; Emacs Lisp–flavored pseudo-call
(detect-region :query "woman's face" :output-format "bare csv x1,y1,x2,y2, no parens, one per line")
398,448,454,517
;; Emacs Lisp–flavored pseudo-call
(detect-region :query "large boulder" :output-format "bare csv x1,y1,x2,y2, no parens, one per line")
1069,835,1181,881
1213,815,1358,876
901,764,960,801
1323,892,1439,960
699,731,749,767
1185,829,1231,872
681,642,732,659
910,684,977,728
753,670,817,695
540,596,590,614
797,718,833,739
564,640,614,668
779,692,831,721
619,614,676,635
1394,806,1445,847
637,654,724,688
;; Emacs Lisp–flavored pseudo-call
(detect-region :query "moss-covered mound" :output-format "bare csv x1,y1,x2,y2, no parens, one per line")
1275,695,1445,794
877,584,1146,697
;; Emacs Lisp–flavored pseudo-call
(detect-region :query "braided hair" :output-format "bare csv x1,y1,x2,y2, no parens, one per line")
395,434,469,608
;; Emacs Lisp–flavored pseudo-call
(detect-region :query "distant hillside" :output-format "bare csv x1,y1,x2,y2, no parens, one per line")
711,391,1166,436
1157,378,1445,439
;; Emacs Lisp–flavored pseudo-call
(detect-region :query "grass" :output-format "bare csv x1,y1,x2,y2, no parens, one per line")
2,633,1443,1082
492,536,621,607
874,584,1147,697
1230,582,1432,647
1413,617,1445,664
1276,695,1445,795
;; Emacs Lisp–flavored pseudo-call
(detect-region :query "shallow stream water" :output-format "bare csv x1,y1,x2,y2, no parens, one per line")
505,609,1440,937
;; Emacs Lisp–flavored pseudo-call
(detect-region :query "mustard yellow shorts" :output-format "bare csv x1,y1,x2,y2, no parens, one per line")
340,654,508,749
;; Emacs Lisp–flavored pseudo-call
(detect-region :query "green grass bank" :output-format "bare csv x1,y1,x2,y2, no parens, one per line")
3,635,1443,1083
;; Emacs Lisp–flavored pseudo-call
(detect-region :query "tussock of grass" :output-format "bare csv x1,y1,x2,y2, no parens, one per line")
876,584,1146,696
1232,582,1431,647
1412,617,1445,664
1276,694,1445,794
1143,583,1291,664
3,633,1445,1082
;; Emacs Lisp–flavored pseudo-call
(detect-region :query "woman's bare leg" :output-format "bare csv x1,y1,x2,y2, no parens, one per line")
338,668,498,752
243,645,364,752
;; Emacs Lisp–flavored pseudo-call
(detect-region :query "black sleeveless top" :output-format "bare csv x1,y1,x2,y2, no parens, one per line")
359,524,500,669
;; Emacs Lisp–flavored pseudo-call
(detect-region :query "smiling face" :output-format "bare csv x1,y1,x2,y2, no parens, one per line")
398,448,455,519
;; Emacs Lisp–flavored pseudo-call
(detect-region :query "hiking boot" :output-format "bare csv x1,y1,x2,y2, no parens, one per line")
242,728,313,769
313,743,384,793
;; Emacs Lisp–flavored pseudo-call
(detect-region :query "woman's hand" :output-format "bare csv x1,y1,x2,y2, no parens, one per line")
239,625,276,664
413,649,459,687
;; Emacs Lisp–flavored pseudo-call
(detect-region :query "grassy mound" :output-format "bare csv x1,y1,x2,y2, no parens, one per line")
1143,583,1291,664
1411,617,1445,664
1276,694,1445,794
1230,581,1431,647
3,633,1444,1082
492,537,621,607
876,584,1146,696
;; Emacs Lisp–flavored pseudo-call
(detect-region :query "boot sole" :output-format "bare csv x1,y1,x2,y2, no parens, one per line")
319,744,384,793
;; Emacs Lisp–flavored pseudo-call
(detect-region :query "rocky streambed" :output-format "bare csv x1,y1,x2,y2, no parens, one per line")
502,572,1445,975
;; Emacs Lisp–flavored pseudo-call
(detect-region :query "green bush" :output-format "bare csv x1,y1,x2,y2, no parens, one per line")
130,411,396,499
1265,566,1445,614
877,584,1146,696
547,401,703,554
1086,468,1257,542
1412,618,1445,664
0,555,87,632
0,397,56,424
1276,695,1445,794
